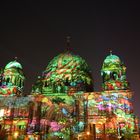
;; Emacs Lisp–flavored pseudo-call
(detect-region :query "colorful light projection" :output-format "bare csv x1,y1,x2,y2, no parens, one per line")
0,59,25,96
32,51,93,94
101,52,129,91
28,95,78,139
0,51,138,139
86,90,135,137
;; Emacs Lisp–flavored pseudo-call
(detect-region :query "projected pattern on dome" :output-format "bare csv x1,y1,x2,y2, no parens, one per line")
32,51,93,94
0,60,25,96
101,53,129,90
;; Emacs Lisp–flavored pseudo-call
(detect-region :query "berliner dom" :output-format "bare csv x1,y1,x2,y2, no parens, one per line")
0,49,139,140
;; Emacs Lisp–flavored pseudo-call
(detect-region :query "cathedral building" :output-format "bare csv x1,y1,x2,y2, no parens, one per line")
0,50,139,140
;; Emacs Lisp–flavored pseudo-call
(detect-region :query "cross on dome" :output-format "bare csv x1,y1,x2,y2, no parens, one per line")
66,35,71,51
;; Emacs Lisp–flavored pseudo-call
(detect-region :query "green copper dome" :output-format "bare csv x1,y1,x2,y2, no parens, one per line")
45,51,90,74
5,60,23,70
104,54,121,64
102,53,122,71
32,51,93,94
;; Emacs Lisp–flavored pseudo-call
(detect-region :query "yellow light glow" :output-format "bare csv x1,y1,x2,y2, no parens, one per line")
13,120,18,124
14,131,19,138
86,131,90,135
0,109,4,117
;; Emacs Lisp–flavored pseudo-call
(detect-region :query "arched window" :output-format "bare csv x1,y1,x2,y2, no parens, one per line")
19,79,22,88
6,78,10,85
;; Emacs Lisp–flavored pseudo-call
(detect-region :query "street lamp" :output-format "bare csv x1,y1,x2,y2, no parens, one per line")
118,135,122,140
86,131,90,140
86,131,90,135
13,131,19,139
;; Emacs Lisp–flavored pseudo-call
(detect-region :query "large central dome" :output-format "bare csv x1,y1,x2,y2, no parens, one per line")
44,51,91,79
32,51,94,94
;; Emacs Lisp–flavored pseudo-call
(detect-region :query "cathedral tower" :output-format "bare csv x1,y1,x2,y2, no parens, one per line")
101,51,129,91
0,58,25,96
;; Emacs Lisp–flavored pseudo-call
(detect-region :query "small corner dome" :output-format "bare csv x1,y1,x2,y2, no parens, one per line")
102,52,123,72
5,60,23,70
104,54,121,64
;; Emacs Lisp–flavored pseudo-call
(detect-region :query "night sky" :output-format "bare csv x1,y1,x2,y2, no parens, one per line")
0,1,140,117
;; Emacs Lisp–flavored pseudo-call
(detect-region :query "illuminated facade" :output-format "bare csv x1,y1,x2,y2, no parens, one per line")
0,51,139,140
